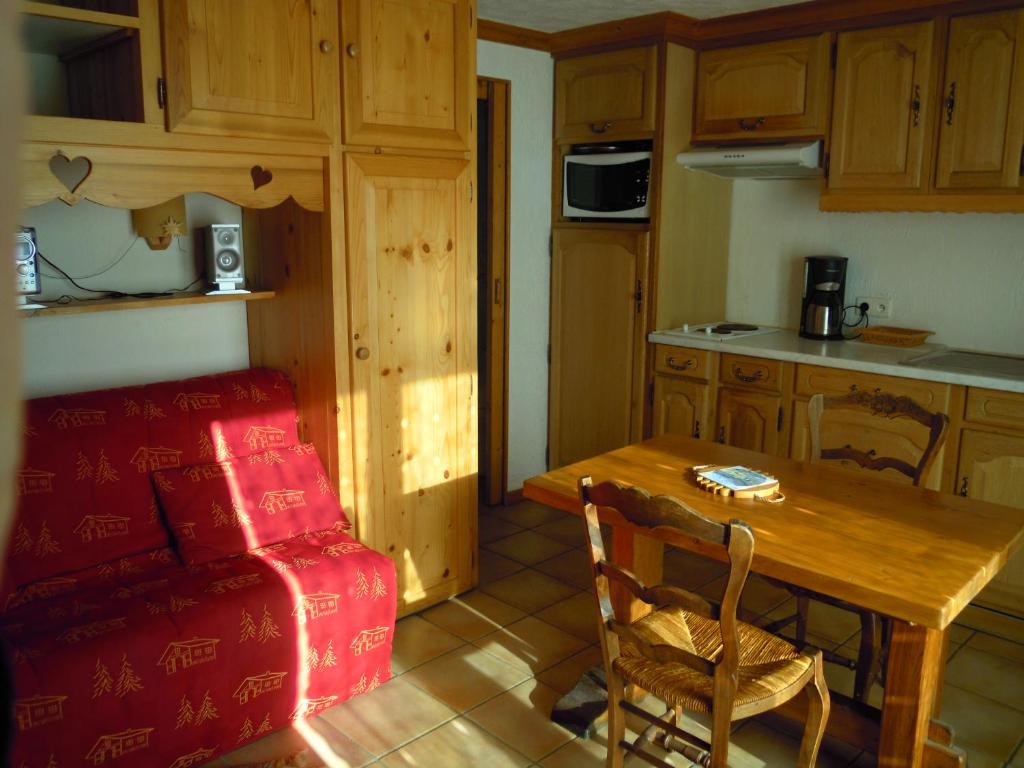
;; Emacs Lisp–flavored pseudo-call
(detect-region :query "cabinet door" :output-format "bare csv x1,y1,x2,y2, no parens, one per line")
345,153,476,613
653,376,710,440
549,229,649,468
162,0,339,142
555,47,658,143
715,388,783,456
341,0,474,150
935,10,1024,190
958,429,1024,617
694,34,831,142
829,22,936,190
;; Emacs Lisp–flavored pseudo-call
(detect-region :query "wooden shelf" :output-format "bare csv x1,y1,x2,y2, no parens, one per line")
20,1,140,30
20,290,275,317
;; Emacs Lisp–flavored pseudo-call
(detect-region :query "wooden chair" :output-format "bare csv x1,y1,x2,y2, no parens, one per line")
579,476,829,768
765,388,950,702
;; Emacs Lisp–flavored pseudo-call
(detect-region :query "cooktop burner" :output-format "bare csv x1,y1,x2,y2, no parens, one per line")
656,321,782,342
714,323,760,333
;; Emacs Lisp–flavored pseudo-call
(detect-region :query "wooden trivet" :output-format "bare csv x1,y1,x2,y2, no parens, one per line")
690,465,785,503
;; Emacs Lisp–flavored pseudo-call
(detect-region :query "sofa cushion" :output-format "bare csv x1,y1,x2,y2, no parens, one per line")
8,369,299,588
153,446,349,565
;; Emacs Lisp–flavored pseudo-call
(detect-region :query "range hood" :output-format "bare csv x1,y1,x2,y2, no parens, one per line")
676,141,822,179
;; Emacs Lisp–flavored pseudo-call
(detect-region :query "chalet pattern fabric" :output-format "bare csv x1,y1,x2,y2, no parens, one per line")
3,370,397,768
154,447,351,565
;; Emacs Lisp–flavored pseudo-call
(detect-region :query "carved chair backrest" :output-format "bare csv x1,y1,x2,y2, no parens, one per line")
578,476,755,683
808,389,950,487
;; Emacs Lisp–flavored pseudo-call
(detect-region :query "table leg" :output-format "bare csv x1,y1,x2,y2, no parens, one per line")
878,620,944,768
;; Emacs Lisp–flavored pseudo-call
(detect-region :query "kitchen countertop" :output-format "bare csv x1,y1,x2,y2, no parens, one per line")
647,328,1024,394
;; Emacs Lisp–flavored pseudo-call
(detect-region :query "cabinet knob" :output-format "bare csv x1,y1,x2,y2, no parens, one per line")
347,43,359,58
737,117,765,131
319,40,334,54
355,347,370,360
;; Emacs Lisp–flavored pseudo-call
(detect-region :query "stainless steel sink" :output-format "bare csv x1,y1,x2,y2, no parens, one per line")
901,349,1024,380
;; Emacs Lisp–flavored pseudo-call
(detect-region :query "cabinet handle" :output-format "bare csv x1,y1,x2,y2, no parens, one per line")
911,84,921,127
945,82,956,126
589,121,612,134
731,365,765,383
346,43,359,58
355,347,370,360
665,356,695,372
319,40,334,54
959,476,969,497
693,420,701,439
737,117,765,131
717,426,726,444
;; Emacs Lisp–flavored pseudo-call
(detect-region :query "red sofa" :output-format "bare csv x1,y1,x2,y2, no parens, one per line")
2,368,396,768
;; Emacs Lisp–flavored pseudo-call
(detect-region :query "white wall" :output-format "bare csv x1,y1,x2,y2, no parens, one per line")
20,193,250,397
477,40,553,490
726,179,1024,356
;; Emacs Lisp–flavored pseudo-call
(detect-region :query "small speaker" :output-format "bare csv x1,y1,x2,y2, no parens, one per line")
205,224,247,293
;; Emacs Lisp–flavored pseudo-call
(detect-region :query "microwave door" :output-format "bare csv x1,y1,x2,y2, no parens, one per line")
564,152,650,219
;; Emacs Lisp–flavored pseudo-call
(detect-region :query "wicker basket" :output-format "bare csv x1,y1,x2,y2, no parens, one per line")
858,326,934,347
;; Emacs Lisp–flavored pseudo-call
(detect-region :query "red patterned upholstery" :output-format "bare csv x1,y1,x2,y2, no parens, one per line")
3,370,397,768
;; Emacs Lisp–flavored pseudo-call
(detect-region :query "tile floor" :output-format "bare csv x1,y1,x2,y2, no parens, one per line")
206,502,1024,768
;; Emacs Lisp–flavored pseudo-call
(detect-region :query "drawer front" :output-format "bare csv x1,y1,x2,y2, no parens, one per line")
720,354,783,392
966,388,1024,431
794,364,950,410
653,345,712,380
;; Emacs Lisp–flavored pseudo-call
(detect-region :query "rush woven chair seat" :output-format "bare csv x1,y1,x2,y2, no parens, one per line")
579,476,829,768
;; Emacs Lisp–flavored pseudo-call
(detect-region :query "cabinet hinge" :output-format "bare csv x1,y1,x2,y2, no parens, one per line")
469,181,473,203
647,380,654,407
635,279,643,314
470,7,474,26
830,42,837,70
547,344,551,364
157,77,166,109
549,234,553,258
777,406,784,432
544,444,549,468
823,152,830,178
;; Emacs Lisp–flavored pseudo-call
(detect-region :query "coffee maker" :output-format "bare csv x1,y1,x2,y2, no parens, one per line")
800,255,848,341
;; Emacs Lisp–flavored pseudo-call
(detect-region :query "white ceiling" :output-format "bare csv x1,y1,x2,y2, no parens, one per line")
478,0,807,33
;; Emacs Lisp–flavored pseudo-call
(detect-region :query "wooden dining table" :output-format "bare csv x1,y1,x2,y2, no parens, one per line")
523,435,1024,768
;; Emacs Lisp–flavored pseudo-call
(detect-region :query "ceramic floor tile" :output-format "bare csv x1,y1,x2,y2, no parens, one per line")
467,679,576,761
390,614,464,674
533,548,595,592
474,616,589,675
492,502,571,529
220,716,376,768
727,720,854,768
966,631,1024,663
761,598,861,647
402,644,533,712
320,676,456,756
480,568,579,613
380,717,531,768
948,623,975,645
535,645,604,696
1010,737,1024,766
938,683,1024,763
664,548,730,590
481,514,526,544
533,516,589,548
538,735,608,768
823,659,884,708
945,645,1024,711
479,549,527,584
420,590,527,641
535,591,600,642
485,529,573,566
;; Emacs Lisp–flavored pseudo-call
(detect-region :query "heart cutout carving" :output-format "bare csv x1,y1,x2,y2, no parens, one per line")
49,152,92,202
251,165,273,191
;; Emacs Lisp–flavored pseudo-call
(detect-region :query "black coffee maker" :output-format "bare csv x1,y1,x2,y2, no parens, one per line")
799,255,848,341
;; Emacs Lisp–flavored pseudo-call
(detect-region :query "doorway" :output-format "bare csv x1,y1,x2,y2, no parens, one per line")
477,77,511,506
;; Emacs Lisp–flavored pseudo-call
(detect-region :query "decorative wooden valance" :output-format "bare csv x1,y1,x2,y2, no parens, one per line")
21,143,326,212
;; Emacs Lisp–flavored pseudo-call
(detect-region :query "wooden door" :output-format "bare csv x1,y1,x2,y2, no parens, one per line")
958,429,1024,617
345,153,476,613
555,47,658,143
341,0,474,150
829,22,936,190
694,34,831,142
935,10,1024,190
715,388,782,455
652,376,710,441
162,0,339,142
549,229,649,468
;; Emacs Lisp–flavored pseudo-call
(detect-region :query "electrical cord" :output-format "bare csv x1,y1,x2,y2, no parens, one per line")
36,250,207,301
37,235,140,281
841,302,870,340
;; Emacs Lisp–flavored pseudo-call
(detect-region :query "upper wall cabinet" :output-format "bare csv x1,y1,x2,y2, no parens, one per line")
162,0,340,143
555,46,658,143
693,34,831,142
829,22,937,191
341,0,474,151
935,10,1024,191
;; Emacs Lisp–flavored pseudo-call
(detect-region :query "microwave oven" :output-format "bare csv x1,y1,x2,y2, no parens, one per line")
562,142,652,221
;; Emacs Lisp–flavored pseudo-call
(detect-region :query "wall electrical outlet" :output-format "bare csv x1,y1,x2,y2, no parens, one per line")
857,296,893,319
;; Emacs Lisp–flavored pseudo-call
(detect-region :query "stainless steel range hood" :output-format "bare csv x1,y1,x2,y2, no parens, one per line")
676,141,822,179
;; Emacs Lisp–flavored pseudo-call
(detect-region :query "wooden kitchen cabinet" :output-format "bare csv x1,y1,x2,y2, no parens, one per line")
549,228,649,468
715,388,784,456
829,22,937,191
653,376,710,440
162,0,339,142
693,34,831,142
341,0,475,150
554,46,658,143
934,9,1024,190
344,152,476,614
